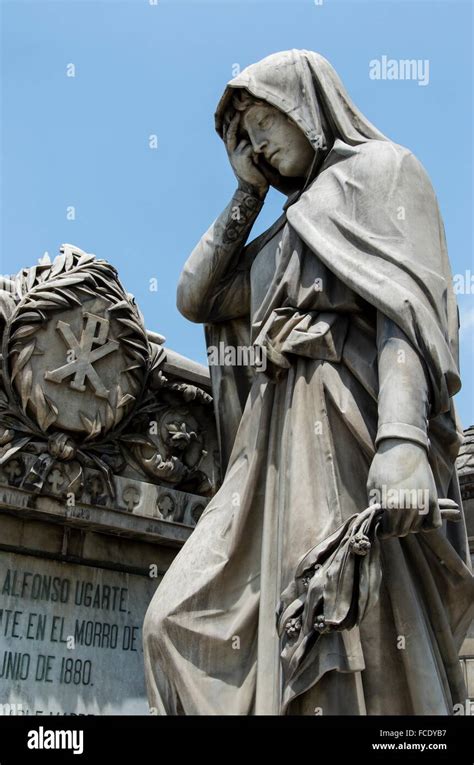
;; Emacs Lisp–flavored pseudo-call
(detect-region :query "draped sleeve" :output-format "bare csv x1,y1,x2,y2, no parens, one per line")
177,189,263,323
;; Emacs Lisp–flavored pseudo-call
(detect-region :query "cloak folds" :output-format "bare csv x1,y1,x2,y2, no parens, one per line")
212,49,461,474
143,50,474,715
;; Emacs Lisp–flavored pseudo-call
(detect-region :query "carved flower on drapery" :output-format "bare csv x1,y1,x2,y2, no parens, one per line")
313,615,330,634
285,617,302,639
349,532,371,556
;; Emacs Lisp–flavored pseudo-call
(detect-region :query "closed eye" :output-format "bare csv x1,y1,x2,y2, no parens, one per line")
258,115,273,130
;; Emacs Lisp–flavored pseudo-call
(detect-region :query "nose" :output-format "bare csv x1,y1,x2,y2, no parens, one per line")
253,138,268,154
248,129,268,155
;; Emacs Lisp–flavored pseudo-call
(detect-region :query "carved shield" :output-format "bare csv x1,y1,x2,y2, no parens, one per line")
5,245,150,439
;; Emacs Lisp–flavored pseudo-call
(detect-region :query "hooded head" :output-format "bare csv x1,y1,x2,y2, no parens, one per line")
215,50,388,194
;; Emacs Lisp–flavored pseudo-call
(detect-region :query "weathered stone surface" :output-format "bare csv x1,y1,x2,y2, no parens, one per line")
0,484,195,554
458,426,474,701
0,243,218,715
0,452,207,529
144,49,474,716
0,551,159,714
0,243,219,507
458,425,474,541
8,250,149,437
27,297,141,433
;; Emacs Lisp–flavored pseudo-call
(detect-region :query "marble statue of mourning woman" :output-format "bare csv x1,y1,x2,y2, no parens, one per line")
143,50,474,715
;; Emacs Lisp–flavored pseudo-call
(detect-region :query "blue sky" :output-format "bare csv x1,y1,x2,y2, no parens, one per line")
1,0,473,426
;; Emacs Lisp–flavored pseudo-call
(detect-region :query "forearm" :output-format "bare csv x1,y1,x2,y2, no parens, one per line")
369,313,446,536
375,313,431,450
177,186,264,322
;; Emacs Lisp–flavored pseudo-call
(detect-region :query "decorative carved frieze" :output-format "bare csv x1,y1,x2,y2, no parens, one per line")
0,244,219,525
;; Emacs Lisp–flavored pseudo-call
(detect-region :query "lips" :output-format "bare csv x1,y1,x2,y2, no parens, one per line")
268,149,280,165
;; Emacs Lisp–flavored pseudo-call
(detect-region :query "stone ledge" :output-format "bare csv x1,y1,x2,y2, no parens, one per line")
159,345,211,391
0,484,194,548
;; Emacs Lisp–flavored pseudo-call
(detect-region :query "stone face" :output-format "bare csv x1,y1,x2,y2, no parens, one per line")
0,551,159,714
144,49,474,716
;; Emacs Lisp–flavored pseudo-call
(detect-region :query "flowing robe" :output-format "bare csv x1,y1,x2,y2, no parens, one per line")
143,51,474,715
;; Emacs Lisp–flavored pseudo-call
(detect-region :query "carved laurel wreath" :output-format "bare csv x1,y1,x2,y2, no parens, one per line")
0,245,165,494
3,244,151,438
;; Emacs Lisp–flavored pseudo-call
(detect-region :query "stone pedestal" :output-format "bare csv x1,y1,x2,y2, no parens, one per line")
0,490,193,714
